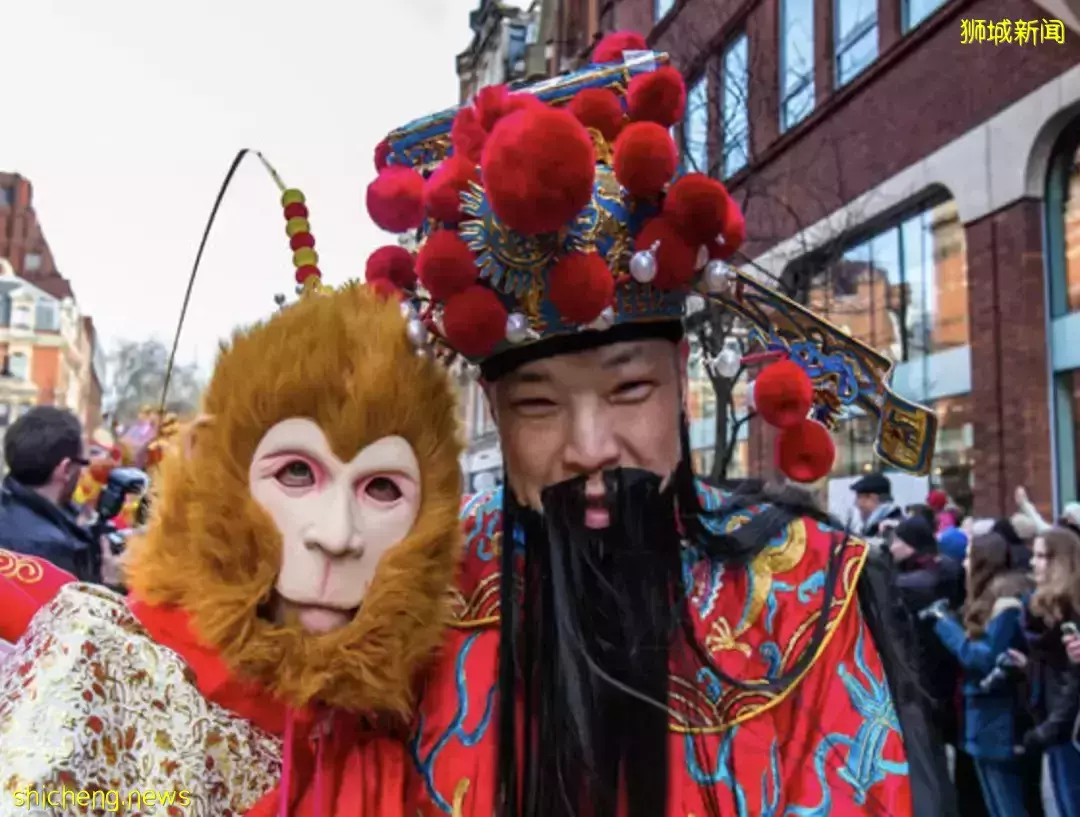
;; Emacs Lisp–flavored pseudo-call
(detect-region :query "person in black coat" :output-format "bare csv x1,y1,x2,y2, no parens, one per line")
0,406,102,582
850,472,904,540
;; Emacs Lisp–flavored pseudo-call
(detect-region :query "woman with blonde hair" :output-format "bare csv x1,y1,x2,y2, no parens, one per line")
923,532,1037,816
1014,527,1080,816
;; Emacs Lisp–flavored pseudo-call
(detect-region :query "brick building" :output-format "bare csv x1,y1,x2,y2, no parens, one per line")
537,0,1080,517
0,174,105,439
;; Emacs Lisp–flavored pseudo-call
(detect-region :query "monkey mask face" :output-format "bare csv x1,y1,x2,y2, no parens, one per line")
125,284,463,716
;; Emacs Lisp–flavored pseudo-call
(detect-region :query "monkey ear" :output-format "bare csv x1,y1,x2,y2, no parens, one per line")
182,415,214,460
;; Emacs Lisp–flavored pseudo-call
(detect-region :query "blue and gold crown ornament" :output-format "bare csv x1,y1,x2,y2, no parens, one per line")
361,31,938,481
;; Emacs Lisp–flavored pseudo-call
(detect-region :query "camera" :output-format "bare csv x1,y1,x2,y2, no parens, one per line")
91,467,149,556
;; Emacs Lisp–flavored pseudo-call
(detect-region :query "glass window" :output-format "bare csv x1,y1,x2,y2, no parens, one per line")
9,353,28,380
834,0,877,86
655,0,676,20
683,77,709,174
24,253,41,272
1047,134,1080,317
11,304,31,331
780,0,815,131
903,0,946,31
721,34,750,179
0,188,11,207
799,196,969,363
35,300,59,332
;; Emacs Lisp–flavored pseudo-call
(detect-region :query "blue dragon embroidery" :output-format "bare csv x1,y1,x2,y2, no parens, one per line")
409,632,497,813
784,624,909,816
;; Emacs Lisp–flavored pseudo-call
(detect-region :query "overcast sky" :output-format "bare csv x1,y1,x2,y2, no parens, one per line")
4,0,484,375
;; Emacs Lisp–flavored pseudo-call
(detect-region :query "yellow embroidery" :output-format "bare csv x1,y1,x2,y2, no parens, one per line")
0,549,44,584
734,517,808,637
704,617,752,657
452,778,470,817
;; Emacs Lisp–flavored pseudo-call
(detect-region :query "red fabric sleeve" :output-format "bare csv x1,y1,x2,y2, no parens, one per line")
0,549,77,643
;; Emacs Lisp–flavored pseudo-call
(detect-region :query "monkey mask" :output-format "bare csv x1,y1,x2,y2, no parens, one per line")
125,282,463,718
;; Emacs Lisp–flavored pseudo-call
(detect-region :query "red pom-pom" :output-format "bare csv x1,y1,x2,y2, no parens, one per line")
547,252,616,324
366,166,426,234
295,265,320,284
426,155,479,224
592,31,649,64
482,107,596,235
442,286,508,358
475,85,510,132
368,278,403,301
284,202,309,220
452,107,488,164
568,88,625,143
374,139,391,172
721,193,746,254
664,174,730,245
290,232,315,251
775,419,836,483
503,94,545,117
753,360,814,429
613,122,677,198
417,230,477,300
366,245,417,289
627,66,687,128
634,217,698,290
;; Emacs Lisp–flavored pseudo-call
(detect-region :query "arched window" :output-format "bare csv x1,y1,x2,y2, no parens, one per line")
1046,115,1080,509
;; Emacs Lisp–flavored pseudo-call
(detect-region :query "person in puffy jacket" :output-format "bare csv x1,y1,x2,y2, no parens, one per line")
1012,527,1080,817
922,532,1038,817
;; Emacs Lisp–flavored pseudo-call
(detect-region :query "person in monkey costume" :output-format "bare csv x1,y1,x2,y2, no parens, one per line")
0,155,463,816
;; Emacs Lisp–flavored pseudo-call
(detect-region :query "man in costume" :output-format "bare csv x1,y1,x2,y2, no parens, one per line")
364,31,950,816
0,153,464,816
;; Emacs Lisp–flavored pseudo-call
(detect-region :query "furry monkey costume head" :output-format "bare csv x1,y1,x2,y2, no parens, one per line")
126,266,462,718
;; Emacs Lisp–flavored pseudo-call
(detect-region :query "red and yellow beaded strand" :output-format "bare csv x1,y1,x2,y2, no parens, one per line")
281,188,323,297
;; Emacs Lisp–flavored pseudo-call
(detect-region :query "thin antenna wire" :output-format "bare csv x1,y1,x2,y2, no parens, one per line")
157,149,287,415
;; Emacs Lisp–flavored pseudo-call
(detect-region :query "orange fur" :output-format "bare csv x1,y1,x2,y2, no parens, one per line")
125,284,464,716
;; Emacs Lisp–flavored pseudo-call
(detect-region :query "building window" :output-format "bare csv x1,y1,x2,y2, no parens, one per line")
11,303,32,331
902,0,946,31
780,0,815,131
796,195,969,363
24,253,42,272
35,300,59,332
655,0,676,21
0,188,11,207
835,0,877,86
1047,117,1080,508
682,76,709,174
721,34,750,179
9,353,28,381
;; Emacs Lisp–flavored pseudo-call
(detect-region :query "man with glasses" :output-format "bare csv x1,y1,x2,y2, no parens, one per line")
0,406,113,583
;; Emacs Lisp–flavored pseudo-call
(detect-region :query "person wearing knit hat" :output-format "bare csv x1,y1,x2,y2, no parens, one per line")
376,31,949,817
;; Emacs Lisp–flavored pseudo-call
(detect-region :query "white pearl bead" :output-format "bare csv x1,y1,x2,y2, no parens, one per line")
587,305,616,331
505,312,532,344
406,318,429,348
400,301,417,319
703,260,734,293
629,250,657,284
295,283,305,295
711,347,742,379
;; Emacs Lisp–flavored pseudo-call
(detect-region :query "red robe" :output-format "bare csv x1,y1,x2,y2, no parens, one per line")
0,548,408,816
407,486,914,816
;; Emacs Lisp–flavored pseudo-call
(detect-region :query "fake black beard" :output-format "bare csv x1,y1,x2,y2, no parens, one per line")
496,468,686,817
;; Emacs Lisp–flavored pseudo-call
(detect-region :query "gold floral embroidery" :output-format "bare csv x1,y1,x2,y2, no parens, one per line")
0,549,43,584
0,584,281,815
704,616,752,657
